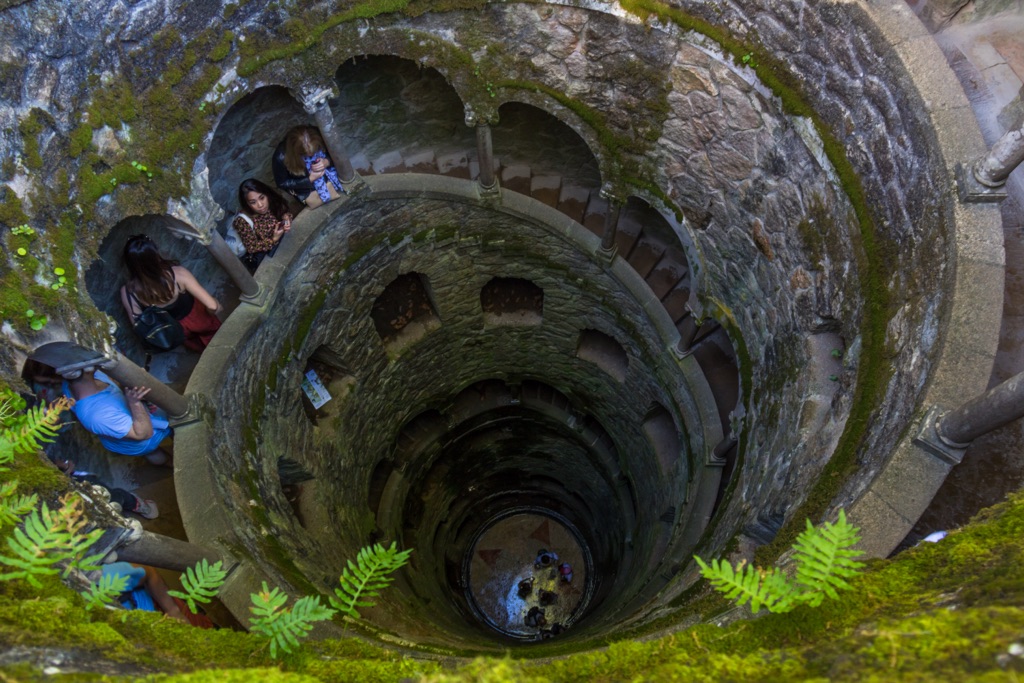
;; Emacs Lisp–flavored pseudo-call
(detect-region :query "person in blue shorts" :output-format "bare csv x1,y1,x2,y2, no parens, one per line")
62,367,171,465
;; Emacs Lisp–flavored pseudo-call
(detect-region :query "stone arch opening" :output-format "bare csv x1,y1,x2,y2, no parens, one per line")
83,215,234,369
493,101,602,204
370,271,441,354
207,85,311,214
643,404,683,477
333,55,476,175
480,277,543,326
576,329,628,382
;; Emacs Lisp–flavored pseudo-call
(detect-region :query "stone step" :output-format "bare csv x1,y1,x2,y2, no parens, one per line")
558,184,590,224
646,254,688,300
614,209,643,257
350,152,374,176
501,164,532,195
661,284,690,323
531,175,562,208
372,150,406,174
437,151,471,179
582,190,609,238
627,236,667,279
404,149,437,174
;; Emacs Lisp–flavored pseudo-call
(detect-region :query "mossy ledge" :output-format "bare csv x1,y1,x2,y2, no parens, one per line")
4,482,1024,680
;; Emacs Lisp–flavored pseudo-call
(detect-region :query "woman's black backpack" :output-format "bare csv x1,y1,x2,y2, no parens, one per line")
128,289,185,351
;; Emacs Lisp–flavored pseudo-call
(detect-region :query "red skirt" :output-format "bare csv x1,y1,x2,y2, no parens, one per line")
179,298,222,352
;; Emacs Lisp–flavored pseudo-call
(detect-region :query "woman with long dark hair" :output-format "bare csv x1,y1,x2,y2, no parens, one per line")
231,178,292,272
119,235,222,352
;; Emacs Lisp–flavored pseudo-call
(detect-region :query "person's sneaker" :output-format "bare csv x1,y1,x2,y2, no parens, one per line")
134,499,159,520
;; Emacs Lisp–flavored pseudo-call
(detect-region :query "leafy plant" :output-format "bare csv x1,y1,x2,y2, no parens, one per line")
0,495,105,587
695,510,864,614
249,582,336,659
169,558,227,613
83,571,129,610
0,481,38,526
0,396,69,463
329,541,412,619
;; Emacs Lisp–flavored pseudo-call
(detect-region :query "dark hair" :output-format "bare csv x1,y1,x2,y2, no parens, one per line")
283,125,326,176
238,178,290,221
123,234,177,305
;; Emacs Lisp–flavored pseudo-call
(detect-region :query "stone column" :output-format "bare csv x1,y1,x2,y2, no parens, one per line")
301,85,360,187
915,371,1024,464
167,168,264,305
673,313,701,357
973,123,1024,188
476,123,497,190
101,350,195,423
958,122,1023,202
599,183,623,255
117,530,225,573
939,372,1024,446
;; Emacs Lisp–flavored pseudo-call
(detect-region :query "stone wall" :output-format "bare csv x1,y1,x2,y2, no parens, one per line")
195,189,717,644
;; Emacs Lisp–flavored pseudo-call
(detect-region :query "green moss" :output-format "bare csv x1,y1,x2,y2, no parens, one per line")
17,108,48,170
210,31,235,62
237,0,415,77
223,2,238,19
0,186,29,227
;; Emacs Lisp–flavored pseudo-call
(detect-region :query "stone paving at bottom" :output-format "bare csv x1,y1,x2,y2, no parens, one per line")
469,513,587,640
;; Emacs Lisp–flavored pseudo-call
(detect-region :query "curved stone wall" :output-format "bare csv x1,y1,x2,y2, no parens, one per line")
1,0,1003,651
178,176,723,645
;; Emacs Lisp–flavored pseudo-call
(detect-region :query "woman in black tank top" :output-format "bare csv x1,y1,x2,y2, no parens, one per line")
120,235,223,352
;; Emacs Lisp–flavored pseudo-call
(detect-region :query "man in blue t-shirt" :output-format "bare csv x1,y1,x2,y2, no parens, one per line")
62,368,171,464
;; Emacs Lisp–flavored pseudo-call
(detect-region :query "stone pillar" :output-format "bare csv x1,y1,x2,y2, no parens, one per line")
973,123,1024,188
940,372,1024,446
599,183,623,256
915,371,1024,464
673,314,701,357
958,122,1023,203
708,431,736,466
466,107,499,194
301,85,360,187
167,168,264,305
475,123,497,190
101,350,195,423
117,530,225,573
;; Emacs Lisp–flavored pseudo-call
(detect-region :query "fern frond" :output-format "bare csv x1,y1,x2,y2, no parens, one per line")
695,555,794,614
793,510,865,605
168,559,227,613
0,480,38,526
0,496,104,587
329,541,412,619
83,572,130,610
3,397,71,458
249,583,335,659
0,393,27,430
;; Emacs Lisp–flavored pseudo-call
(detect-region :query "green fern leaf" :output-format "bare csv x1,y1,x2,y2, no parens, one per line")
0,497,104,587
168,559,227,613
0,486,38,527
6,398,70,457
83,572,130,610
329,542,412,619
695,555,791,614
793,510,864,604
249,583,335,659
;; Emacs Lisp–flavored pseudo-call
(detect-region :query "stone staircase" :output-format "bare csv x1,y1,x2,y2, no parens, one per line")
351,147,739,431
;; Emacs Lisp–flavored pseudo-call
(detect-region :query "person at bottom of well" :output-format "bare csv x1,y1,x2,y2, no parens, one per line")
120,234,222,352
